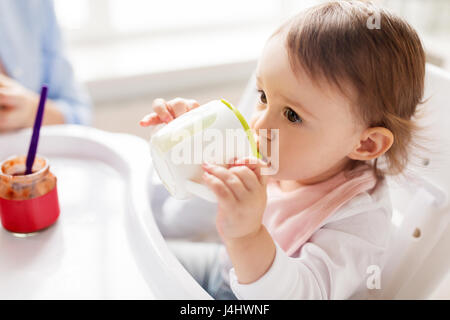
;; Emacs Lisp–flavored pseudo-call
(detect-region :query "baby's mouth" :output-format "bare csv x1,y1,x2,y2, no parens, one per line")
255,134,271,164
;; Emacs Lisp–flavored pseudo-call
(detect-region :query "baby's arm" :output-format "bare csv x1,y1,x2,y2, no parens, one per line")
228,198,392,299
201,158,276,284
224,225,276,284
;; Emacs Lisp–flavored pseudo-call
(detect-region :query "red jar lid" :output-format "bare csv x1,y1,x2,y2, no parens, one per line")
0,185,60,233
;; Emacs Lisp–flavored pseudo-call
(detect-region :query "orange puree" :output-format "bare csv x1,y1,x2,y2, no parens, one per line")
0,156,56,200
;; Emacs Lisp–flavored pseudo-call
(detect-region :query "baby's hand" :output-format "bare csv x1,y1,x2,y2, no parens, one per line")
139,97,200,126
201,157,269,242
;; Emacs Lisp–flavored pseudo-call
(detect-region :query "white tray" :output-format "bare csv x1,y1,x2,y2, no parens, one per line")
0,125,211,299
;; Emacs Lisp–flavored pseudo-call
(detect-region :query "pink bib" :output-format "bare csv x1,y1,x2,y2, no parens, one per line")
263,163,379,256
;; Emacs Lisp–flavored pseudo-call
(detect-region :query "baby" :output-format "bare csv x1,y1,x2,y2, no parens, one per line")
140,0,425,299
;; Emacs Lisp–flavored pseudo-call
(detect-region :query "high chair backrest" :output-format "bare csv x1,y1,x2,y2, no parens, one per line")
376,64,450,299
237,64,450,300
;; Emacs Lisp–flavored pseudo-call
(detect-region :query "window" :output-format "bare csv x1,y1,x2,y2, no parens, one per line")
380,0,450,39
53,0,450,88
55,0,290,45
379,0,450,69
53,0,323,85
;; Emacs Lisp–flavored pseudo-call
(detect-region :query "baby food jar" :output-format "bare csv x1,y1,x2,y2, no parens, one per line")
0,155,60,233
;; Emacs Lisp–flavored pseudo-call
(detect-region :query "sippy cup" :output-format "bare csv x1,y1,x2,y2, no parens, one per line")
149,99,261,202
0,155,60,233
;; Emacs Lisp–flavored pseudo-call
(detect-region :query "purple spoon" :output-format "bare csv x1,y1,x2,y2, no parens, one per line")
25,85,48,175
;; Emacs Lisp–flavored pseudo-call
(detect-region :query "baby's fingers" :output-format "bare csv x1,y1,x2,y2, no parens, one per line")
202,171,235,203
233,156,268,168
233,157,269,185
140,98,200,127
202,162,248,200
166,98,200,118
139,113,163,126
152,98,174,123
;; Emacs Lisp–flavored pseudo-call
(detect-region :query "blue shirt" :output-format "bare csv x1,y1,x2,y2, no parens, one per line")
0,0,92,125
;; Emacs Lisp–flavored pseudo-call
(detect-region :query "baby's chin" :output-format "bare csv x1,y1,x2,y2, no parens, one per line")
260,165,285,180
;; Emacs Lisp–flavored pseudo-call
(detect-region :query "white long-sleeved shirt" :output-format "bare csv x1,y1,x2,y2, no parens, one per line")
226,176,393,299
150,162,393,299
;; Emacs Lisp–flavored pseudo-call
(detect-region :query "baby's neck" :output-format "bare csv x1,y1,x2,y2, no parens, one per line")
276,159,358,192
276,180,304,192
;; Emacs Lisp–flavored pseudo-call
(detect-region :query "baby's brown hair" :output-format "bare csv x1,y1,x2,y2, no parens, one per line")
274,0,427,178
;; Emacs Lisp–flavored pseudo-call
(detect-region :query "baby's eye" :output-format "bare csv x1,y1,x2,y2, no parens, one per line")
257,90,267,104
283,107,303,124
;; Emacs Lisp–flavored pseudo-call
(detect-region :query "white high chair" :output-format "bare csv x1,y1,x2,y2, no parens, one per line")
153,63,450,299
377,64,450,299
236,63,450,299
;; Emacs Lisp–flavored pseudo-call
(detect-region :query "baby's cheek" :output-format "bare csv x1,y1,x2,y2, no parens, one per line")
281,138,313,165
282,145,301,165
277,142,296,165
249,114,258,130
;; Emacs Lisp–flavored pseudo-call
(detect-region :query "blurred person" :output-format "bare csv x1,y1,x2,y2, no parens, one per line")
0,0,91,132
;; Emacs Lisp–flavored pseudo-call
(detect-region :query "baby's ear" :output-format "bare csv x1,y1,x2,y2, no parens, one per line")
348,127,394,161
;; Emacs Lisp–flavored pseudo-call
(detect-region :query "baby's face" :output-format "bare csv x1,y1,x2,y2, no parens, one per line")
250,34,365,184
